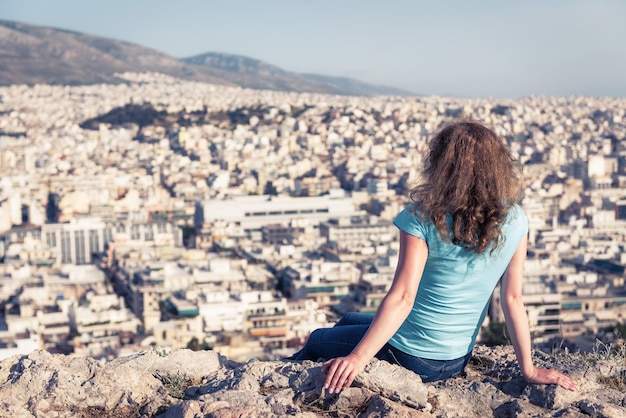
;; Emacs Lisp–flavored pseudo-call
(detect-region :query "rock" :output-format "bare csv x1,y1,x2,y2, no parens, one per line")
355,358,429,409
158,400,203,418
0,349,171,417
363,395,431,417
1,345,625,417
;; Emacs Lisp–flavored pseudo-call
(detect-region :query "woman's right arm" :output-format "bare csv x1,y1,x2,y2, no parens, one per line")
322,231,428,393
501,235,577,392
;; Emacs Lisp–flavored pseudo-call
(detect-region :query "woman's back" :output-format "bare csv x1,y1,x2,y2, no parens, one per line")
389,203,528,359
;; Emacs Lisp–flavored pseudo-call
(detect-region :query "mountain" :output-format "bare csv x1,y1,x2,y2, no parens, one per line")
182,52,414,96
0,20,414,96
0,20,228,86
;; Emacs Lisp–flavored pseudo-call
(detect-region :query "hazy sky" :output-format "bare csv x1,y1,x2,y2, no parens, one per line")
3,0,626,98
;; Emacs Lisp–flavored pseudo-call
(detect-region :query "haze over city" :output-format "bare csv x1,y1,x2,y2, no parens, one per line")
3,0,626,98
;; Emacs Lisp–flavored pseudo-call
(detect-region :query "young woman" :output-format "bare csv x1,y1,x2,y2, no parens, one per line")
290,121,577,394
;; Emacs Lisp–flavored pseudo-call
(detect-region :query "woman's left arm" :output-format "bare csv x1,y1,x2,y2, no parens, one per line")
501,235,577,392
323,231,428,393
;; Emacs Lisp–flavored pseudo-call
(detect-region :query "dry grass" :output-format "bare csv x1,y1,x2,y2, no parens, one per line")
557,339,626,391
153,371,201,399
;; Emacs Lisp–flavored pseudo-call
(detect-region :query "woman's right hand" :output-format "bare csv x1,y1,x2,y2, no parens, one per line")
322,353,367,394
525,367,578,392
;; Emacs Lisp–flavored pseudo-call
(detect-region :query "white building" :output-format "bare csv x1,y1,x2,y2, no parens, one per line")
195,192,364,242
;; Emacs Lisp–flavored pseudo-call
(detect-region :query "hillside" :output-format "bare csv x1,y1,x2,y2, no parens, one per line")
0,345,624,417
0,20,227,86
0,20,413,96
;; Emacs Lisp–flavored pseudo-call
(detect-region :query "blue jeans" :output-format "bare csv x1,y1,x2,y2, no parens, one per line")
289,312,472,382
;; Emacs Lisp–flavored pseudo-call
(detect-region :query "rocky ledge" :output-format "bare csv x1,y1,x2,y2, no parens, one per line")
0,345,624,417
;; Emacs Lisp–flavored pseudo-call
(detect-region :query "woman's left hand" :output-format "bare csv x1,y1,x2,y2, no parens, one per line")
322,353,367,394
525,367,578,392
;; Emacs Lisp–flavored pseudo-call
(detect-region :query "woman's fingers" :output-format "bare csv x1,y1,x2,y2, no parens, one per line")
324,359,342,391
326,360,350,393
554,372,578,392
546,370,577,391
322,357,360,394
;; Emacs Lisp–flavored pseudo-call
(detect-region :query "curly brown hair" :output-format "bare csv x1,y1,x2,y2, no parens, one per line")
409,121,522,253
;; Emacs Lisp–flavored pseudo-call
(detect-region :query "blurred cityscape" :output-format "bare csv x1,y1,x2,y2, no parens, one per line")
1,72,625,362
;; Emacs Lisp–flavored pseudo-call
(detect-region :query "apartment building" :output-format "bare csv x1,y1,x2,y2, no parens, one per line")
319,216,395,249
194,193,364,246
5,218,181,266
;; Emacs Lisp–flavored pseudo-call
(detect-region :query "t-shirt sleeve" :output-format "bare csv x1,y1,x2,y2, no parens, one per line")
509,204,529,235
393,208,427,240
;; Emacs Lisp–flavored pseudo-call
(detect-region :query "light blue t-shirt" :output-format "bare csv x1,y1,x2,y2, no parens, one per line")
389,203,528,360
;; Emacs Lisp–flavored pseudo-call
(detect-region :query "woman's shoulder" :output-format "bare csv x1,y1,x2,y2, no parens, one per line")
504,203,529,231
393,202,432,239
396,202,432,223
508,203,527,220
